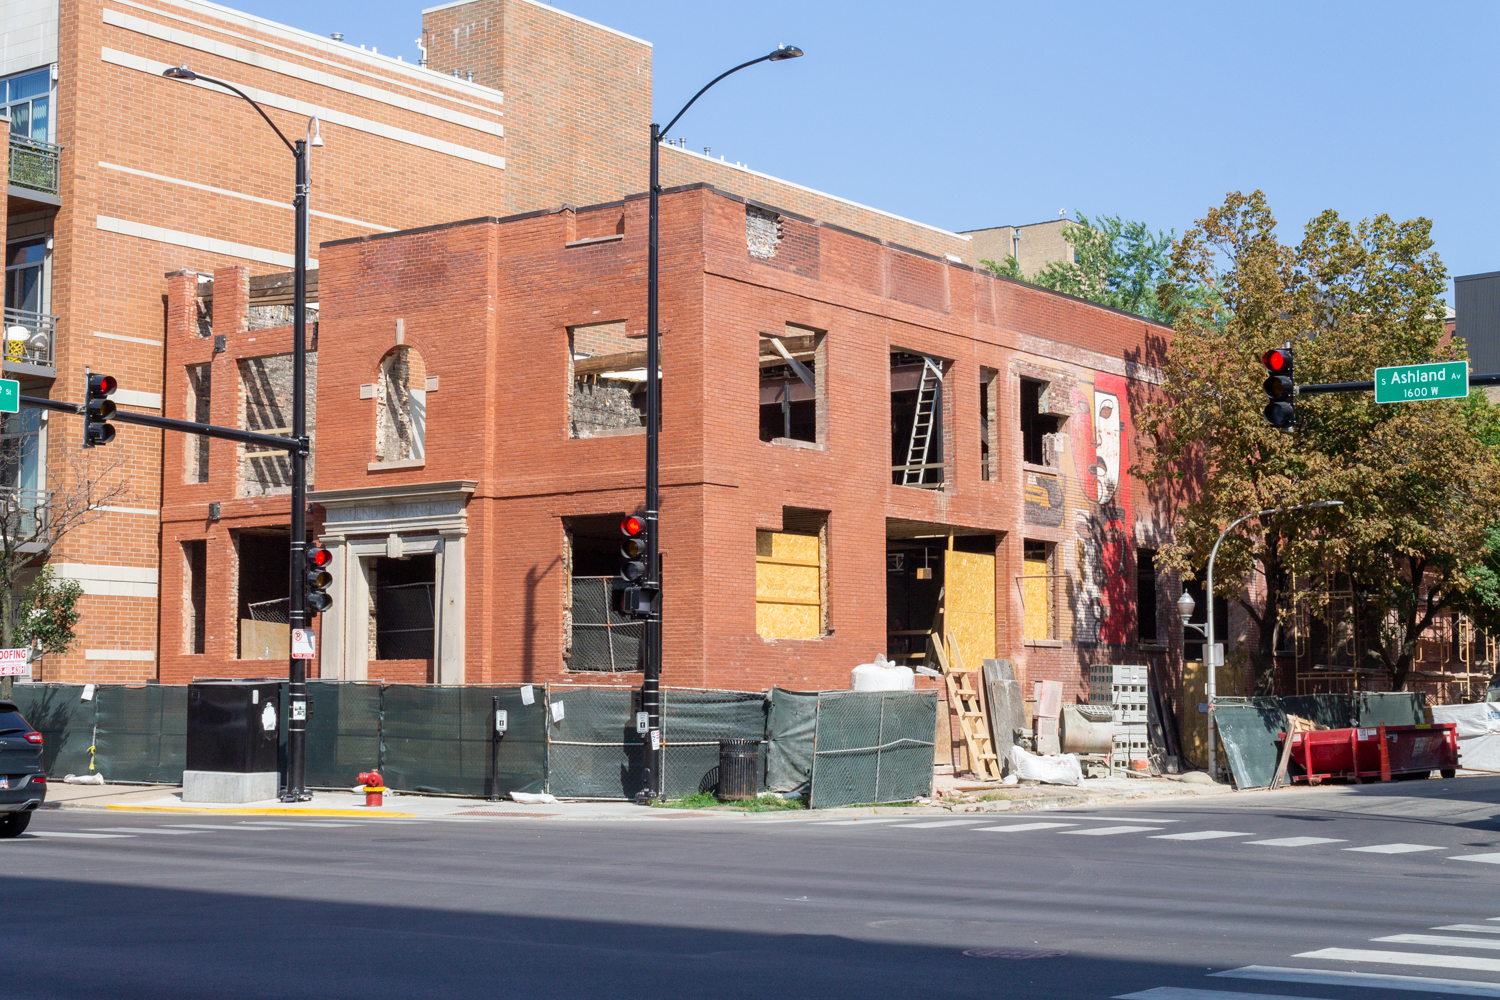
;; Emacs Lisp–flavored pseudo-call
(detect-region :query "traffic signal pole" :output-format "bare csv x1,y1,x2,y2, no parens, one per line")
285,137,312,802
641,122,663,802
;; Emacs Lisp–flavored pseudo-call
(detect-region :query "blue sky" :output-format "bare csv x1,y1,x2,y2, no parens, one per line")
238,0,1490,297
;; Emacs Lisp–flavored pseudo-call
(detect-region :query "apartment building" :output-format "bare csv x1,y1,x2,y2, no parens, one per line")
156,184,1178,708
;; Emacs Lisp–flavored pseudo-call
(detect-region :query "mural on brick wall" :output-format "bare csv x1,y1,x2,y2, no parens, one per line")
1069,371,1133,646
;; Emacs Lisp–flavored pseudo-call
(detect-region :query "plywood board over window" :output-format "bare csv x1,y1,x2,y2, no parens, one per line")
945,548,996,669
1022,540,1054,641
756,530,823,639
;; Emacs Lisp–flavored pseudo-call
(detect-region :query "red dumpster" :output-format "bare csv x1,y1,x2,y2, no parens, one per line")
1281,723,1458,784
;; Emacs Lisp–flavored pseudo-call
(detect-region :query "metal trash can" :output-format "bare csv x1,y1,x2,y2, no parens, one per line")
717,738,759,800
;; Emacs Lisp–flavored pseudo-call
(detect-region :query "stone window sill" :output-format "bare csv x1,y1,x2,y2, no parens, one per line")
1139,642,1169,652
368,459,426,471
766,437,825,452
1022,462,1061,475
1024,639,1064,648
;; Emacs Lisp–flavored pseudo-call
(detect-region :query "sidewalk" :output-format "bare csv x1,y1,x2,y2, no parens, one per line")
40,771,1236,822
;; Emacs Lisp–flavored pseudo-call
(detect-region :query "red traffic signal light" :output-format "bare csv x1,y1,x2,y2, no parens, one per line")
305,545,333,613
84,372,118,448
1261,347,1295,429
1262,348,1291,372
621,515,644,537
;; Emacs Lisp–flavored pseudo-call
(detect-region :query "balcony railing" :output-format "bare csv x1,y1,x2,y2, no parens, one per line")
3,309,55,373
0,488,52,547
8,134,60,196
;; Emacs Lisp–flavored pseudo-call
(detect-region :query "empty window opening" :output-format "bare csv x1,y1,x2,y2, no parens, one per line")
240,353,317,495
186,364,210,484
1021,379,1065,467
980,367,998,481
759,326,825,445
569,320,649,439
370,553,436,665
375,346,425,463
891,351,947,488
756,508,829,640
1022,539,1057,641
565,514,643,672
1137,548,1158,644
182,540,206,654
236,529,290,659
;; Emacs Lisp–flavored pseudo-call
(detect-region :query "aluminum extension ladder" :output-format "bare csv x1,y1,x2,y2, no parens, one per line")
901,357,945,486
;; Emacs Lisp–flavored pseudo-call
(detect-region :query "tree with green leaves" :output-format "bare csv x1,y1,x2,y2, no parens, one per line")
981,212,1179,321
1141,190,1500,691
15,566,82,657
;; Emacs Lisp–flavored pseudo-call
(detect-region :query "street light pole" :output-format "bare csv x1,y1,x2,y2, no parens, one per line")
1181,499,1343,780
161,65,321,800
640,44,801,801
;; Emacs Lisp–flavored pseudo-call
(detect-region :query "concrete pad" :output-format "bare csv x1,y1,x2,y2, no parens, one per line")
182,771,278,804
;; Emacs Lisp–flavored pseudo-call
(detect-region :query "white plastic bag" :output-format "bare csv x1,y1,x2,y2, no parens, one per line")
509,791,558,804
63,773,105,785
1007,745,1083,786
851,653,916,692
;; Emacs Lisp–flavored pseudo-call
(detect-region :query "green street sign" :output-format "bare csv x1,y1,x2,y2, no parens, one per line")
1374,360,1469,404
0,379,18,414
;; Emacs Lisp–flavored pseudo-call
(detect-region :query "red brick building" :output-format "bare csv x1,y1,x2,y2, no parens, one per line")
158,183,1179,708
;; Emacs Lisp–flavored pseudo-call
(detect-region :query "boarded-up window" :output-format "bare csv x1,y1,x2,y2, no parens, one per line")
756,528,825,639
1022,539,1055,641
945,545,996,670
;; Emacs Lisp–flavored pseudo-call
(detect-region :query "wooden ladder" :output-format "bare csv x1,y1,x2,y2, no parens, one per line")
935,634,1001,781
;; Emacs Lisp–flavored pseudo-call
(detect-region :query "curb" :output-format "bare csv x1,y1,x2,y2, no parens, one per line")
94,804,417,818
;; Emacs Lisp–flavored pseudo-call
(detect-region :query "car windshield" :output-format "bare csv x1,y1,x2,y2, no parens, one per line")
0,709,31,735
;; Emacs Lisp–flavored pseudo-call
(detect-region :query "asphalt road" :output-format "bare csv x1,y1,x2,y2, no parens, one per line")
10,777,1500,1000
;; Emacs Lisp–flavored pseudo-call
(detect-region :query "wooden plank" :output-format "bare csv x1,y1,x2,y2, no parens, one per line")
573,350,648,377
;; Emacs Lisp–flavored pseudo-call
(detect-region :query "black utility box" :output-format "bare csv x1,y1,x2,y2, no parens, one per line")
186,681,281,773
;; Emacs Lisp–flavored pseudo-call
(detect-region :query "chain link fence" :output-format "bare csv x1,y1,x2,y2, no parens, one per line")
567,577,643,672
807,691,937,808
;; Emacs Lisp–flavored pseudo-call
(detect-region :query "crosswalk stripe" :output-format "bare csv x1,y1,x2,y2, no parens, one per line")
1437,925,1500,935
812,818,911,826
1150,831,1248,841
1295,947,1500,973
84,827,197,835
887,819,987,829
1060,825,1162,836
1375,934,1500,952
1344,843,1442,854
29,831,131,839
974,822,1076,832
1245,836,1347,847
1454,854,1500,865
1113,988,1333,1000
1213,964,1500,997
1060,816,1181,823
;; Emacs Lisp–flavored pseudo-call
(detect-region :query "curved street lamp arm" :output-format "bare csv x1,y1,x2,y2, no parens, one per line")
660,53,776,138
189,73,298,155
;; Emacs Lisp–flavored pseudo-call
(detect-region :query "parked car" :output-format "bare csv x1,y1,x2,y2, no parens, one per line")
0,701,46,836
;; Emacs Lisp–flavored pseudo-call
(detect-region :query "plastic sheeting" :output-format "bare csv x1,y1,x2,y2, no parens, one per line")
1007,745,1082,785
1278,694,1354,730
545,687,639,799
1213,697,1286,790
808,690,937,808
11,683,96,778
381,685,547,797
94,685,187,783
766,688,818,794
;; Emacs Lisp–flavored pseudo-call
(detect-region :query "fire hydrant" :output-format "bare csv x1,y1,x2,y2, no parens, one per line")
358,770,385,808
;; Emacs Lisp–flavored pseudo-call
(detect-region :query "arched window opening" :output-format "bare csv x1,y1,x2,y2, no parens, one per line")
375,346,427,463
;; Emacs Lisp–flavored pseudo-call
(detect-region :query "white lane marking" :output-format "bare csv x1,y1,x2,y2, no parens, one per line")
1245,836,1347,847
1060,816,1180,823
1296,947,1500,972
1454,854,1500,865
30,831,132,839
974,822,1077,832
1344,843,1443,854
1213,963,1500,996
83,827,197,835
1151,830,1249,841
1113,988,1336,1000
886,819,988,829
1375,934,1500,952
1059,825,1163,836
1439,925,1500,935
813,818,913,826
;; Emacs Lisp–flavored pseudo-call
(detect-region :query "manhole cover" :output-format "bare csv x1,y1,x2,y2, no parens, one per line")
963,948,1067,959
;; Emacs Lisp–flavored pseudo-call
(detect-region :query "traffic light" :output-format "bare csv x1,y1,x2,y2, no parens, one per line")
84,373,117,447
614,514,656,619
305,546,333,613
1262,347,1295,429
